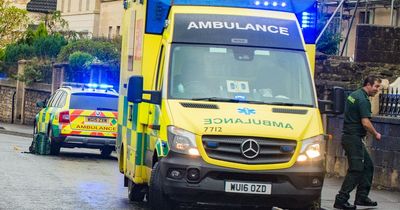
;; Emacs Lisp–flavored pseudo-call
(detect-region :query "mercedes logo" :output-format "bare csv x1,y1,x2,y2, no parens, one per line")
241,139,260,159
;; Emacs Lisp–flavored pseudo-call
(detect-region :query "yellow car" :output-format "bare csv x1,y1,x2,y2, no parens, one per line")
34,83,118,156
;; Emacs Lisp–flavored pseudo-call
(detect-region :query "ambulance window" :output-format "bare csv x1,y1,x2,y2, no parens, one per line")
48,91,62,107
56,91,67,108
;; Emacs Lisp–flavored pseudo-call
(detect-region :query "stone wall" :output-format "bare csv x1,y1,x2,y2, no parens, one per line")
355,25,400,64
0,80,17,123
23,83,51,125
315,54,400,93
326,116,400,191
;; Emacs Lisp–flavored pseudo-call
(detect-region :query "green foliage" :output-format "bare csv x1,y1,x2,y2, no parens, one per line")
58,39,120,63
44,11,69,34
33,34,67,59
16,58,52,85
4,43,35,64
68,51,94,71
0,0,30,48
34,22,48,39
316,31,341,55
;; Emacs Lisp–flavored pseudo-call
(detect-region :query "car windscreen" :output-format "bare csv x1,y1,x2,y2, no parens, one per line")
69,93,118,111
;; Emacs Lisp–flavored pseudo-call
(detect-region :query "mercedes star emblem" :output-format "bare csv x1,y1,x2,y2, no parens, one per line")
241,139,260,159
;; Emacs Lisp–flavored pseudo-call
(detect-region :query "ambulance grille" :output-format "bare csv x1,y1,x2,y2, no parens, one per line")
272,108,308,115
180,102,219,109
202,136,297,164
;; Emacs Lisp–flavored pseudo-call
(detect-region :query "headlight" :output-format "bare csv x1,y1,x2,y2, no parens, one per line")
297,135,324,162
167,126,199,156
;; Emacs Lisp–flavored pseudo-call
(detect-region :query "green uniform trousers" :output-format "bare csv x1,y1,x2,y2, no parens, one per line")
336,134,374,202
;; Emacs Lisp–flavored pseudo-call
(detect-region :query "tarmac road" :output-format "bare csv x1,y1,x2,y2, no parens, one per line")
0,133,399,210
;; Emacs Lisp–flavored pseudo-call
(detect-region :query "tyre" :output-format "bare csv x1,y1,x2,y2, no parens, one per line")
29,122,38,153
128,179,146,202
291,196,321,210
100,147,113,157
149,162,173,210
48,128,61,155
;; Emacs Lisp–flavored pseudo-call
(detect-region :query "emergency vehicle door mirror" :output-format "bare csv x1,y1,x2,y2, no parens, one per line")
127,76,144,103
332,86,345,114
318,86,345,115
36,100,46,108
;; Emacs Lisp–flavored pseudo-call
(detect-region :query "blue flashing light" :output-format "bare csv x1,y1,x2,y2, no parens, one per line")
263,1,269,6
100,84,113,89
281,2,287,7
254,1,261,6
272,1,278,7
295,1,318,44
87,83,98,89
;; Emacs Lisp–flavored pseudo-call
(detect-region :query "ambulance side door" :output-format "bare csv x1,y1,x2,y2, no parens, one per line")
39,90,62,134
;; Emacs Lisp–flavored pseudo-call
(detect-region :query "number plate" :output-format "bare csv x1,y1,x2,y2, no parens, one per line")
225,181,271,195
86,117,108,124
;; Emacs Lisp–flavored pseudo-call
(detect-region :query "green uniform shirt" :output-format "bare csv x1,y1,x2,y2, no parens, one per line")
342,88,371,136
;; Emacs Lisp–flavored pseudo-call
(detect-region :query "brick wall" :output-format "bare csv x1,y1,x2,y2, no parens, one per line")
23,84,51,125
355,25,400,64
0,81,17,123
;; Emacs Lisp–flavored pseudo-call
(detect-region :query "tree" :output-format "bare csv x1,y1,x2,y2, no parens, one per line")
0,0,30,48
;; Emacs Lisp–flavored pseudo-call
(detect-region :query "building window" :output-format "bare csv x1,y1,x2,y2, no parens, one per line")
116,26,121,36
61,0,64,12
359,11,374,24
79,0,82,11
108,26,113,39
86,0,90,11
67,0,71,12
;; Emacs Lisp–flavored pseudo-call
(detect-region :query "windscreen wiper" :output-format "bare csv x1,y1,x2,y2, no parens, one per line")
266,102,314,107
191,97,243,102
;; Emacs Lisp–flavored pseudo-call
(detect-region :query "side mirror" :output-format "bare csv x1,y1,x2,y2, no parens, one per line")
36,101,46,108
127,76,144,103
332,86,345,114
318,86,345,115
127,75,162,105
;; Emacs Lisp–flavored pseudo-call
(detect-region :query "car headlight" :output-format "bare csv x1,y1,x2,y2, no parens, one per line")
297,135,324,162
167,126,199,156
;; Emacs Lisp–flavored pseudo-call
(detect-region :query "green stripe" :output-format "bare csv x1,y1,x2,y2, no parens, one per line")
117,124,122,146
132,103,139,131
123,96,128,126
52,124,60,137
127,128,132,146
135,133,143,165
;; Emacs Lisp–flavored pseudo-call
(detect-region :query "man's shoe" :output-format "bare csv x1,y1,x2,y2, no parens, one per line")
334,201,357,209
354,197,378,206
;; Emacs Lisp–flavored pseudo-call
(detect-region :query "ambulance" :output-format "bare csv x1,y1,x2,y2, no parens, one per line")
117,0,344,209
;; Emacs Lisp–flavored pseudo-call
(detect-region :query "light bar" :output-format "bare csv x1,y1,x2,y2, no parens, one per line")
85,83,113,89
145,0,317,34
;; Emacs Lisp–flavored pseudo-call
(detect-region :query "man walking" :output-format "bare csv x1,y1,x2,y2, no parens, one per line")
333,76,382,210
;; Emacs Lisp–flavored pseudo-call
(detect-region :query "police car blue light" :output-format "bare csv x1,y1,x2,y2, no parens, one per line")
87,83,98,88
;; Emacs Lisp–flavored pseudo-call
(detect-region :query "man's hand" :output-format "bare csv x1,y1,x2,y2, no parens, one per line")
375,132,381,141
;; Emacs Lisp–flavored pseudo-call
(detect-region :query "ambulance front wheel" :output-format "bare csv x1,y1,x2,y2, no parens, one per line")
127,179,145,202
48,127,60,155
149,162,174,210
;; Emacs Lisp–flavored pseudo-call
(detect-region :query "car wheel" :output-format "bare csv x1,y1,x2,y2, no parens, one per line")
149,162,174,210
128,178,146,202
48,128,60,155
100,147,113,157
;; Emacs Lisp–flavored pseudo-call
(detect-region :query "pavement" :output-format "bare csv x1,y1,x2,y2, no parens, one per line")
0,122,32,138
0,122,399,209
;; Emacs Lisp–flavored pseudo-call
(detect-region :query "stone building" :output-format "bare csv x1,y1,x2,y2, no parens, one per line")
56,0,123,38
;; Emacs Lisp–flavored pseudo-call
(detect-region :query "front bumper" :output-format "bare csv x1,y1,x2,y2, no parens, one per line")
159,152,324,209
57,135,116,149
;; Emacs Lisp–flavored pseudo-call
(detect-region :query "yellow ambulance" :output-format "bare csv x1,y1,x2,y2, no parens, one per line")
117,0,343,209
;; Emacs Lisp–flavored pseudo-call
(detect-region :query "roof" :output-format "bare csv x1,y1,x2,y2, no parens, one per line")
61,86,119,96
27,0,57,14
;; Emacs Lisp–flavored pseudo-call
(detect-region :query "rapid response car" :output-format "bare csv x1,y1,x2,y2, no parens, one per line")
33,83,118,156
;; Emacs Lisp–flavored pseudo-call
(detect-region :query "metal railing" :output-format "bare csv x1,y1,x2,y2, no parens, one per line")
379,88,400,117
